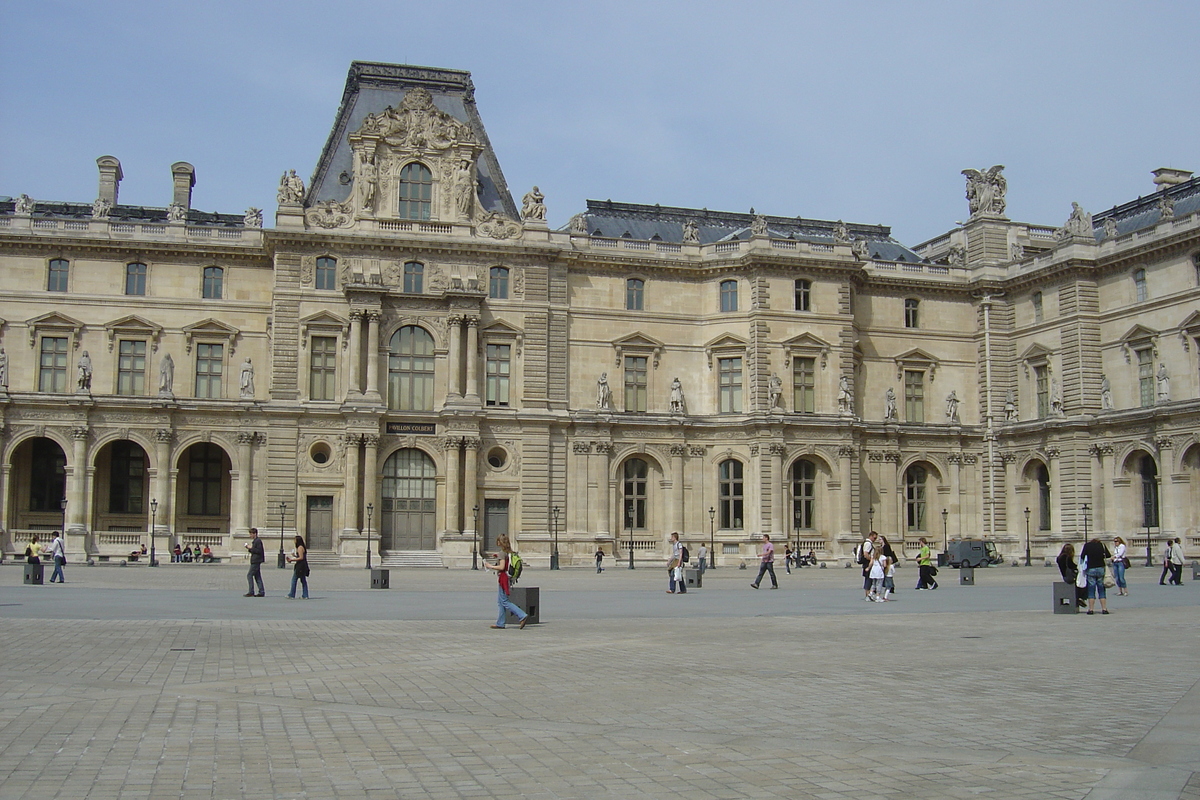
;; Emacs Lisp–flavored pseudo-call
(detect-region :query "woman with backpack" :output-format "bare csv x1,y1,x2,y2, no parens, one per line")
485,534,529,629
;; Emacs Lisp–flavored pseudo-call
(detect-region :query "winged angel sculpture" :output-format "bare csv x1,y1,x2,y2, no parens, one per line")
961,165,1007,217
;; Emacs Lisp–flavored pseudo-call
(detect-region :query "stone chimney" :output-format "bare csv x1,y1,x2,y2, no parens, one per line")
171,162,196,208
1152,167,1192,191
96,156,123,205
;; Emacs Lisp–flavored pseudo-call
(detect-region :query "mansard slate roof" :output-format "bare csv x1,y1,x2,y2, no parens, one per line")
307,61,518,219
0,198,245,226
1091,174,1200,239
570,200,924,261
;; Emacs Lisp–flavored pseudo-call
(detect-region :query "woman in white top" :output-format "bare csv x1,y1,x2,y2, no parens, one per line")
1111,537,1128,596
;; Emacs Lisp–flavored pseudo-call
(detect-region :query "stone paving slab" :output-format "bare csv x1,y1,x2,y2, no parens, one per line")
0,564,1195,799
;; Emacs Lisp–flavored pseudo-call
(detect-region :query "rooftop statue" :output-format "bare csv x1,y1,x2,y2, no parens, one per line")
521,186,546,222
962,165,1007,217
751,215,767,236
278,170,305,205
682,220,699,244
15,194,35,214
1056,202,1093,240
92,197,112,219
832,220,850,244
244,207,263,228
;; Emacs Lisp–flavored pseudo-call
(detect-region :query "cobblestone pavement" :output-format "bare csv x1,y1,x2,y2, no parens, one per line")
1,563,1196,799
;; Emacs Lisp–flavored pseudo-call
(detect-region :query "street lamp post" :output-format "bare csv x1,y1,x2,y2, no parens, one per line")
867,506,875,534
148,498,157,567
61,497,68,538
365,503,374,570
941,508,949,556
708,506,716,570
1024,507,1031,566
550,506,560,570
472,504,479,570
627,506,635,570
277,501,287,569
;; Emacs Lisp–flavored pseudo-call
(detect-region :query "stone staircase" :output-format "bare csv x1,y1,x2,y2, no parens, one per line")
378,551,446,568
304,550,341,569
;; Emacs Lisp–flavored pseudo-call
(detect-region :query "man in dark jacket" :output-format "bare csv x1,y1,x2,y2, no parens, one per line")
244,527,265,597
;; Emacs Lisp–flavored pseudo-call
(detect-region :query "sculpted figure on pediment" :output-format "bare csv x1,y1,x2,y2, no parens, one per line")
355,88,477,153
477,211,522,240
750,215,767,236
167,203,186,222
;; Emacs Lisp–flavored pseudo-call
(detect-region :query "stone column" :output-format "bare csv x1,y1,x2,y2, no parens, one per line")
882,452,900,537
465,317,481,401
1046,448,1063,535
769,444,785,538
1156,438,1176,537
1088,444,1108,535
68,427,89,534
447,315,463,397
365,311,382,400
669,445,686,534
153,429,173,530
235,432,256,536
1001,452,1020,550
342,433,361,536
347,310,364,396
463,437,481,537
571,441,592,535
748,444,762,535
443,437,462,535
0,465,10,543
363,435,380,538
593,442,612,538
837,447,855,547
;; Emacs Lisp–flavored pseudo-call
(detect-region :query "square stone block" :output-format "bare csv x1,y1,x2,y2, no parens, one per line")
959,567,975,585
24,563,44,585
370,569,389,589
506,586,539,625
684,568,702,588
1052,581,1078,614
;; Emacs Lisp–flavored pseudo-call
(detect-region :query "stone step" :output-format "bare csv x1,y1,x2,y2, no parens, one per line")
379,551,446,568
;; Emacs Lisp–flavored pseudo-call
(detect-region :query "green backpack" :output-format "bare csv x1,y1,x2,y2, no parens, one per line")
507,552,524,585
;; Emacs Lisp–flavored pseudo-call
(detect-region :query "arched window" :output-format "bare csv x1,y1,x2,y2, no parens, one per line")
1037,464,1051,530
718,459,744,529
316,256,337,290
1141,455,1159,528
403,261,424,293
720,280,738,312
626,278,644,311
791,459,815,530
905,465,927,532
48,258,69,292
623,458,648,530
381,449,437,551
397,163,433,220
29,438,66,512
794,279,811,312
489,266,509,299
203,266,223,299
1133,268,1147,303
388,326,435,410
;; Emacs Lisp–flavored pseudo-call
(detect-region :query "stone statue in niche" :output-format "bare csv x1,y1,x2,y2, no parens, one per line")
768,373,783,409
355,151,378,213
962,165,1007,217
884,387,898,421
945,390,959,423
240,358,255,399
837,375,853,415
277,170,305,205
1004,389,1018,421
158,353,175,397
1100,375,1114,411
76,351,93,392
1157,364,1170,403
1056,202,1093,240
669,377,686,414
453,160,475,220
682,220,699,243
521,186,546,221
597,372,614,410
1050,380,1064,416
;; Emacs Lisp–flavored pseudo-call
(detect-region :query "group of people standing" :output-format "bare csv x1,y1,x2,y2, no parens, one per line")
1056,536,1125,614
857,531,927,602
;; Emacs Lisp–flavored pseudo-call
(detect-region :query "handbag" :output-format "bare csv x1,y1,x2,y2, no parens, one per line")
1102,569,1115,588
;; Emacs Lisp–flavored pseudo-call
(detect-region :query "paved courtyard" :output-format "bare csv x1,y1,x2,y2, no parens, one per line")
0,560,1197,799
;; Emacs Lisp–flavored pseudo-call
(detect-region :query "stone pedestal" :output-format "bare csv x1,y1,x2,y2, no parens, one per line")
506,587,539,625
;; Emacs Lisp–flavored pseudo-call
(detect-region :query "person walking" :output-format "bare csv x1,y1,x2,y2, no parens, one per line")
1111,537,1129,596
286,536,310,599
915,537,938,590
697,543,708,574
1167,538,1185,586
666,532,687,594
750,534,778,589
243,527,265,597
867,549,888,602
484,534,529,629
1159,539,1173,585
858,531,879,600
878,535,900,593
48,531,66,583
594,548,605,573
784,545,793,574
1080,536,1112,615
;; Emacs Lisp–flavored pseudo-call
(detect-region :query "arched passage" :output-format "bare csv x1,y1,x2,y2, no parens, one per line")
381,448,437,551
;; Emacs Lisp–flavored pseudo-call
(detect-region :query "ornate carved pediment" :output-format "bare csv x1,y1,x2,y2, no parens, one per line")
477,212,521,239
704,333,749,369
104,315,163,353
482,320,523,356
182,319,241,355
27,312,85,349
355,88,477,153
781,332,832,369
1118,324,1158,362
612,332,665,368
305,199,354,229
300,311,350,350
893,347,940,381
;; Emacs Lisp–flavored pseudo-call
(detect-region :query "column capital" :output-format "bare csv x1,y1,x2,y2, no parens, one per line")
767,443,786,457
71,426,90,441
462,437,482,450
154,428,174,444
688,445,707,457
439,435,463,452
466,316,480,328
669,444,687,457
236,431,259,446
366,309,382,323
362,434,380,448
572,441,593,455
349,308,367,322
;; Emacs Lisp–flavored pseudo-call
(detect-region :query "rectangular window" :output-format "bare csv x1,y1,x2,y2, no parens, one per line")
1035,365,1050,418
1032,291,1043,323
117,340,147,395
720,280,738,313
39,336,69,392
403,262,423,293
794,279,811,311
1137,349,1154,407
486,343,511,407
904,298,920,328
188,445,223,516
194,343,223,399
316,257,337,290
202,267,223,299
309,336,338,401
626,279,644,311
48,258,69,292
489,267,509,299
718,357,743,413
126,262,147,296
30,438,66,512
904,369,924,423
109,441,146,514
624,356,647,412
792,357,815,413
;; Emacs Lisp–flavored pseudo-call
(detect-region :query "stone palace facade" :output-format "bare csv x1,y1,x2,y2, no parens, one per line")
1,62,1197,568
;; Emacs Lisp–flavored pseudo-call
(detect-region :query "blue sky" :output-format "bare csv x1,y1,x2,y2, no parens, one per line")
2,0,1196,244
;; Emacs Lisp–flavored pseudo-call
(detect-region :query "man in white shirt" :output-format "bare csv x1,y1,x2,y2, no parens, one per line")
696,544,708,574
48,531,67,583
859,531,879,600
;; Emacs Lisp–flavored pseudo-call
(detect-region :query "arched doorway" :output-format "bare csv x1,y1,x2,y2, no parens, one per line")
8,436,67,535
175,442,232,543
92,439,150,534
381,448,437,551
